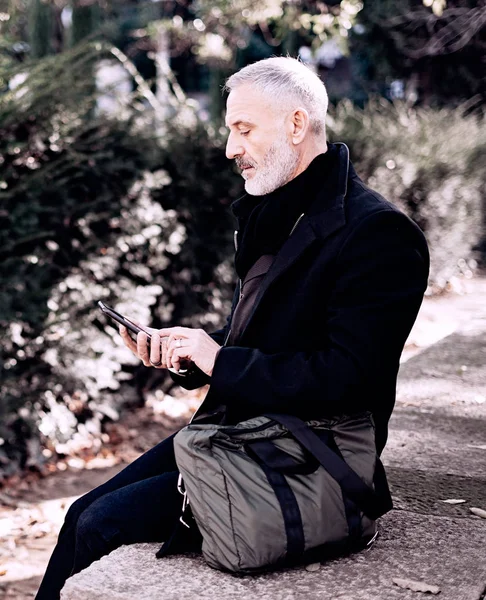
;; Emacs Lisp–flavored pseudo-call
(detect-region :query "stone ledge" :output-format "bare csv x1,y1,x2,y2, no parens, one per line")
61,510,486,600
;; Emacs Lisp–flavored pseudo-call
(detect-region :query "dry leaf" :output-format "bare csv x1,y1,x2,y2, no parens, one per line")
0,569,7,576
441,499,465,504
393,578,440,594
470,507,486,519
305,562,321,572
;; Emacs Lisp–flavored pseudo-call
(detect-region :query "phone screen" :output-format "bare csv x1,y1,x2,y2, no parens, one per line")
98,301,151,340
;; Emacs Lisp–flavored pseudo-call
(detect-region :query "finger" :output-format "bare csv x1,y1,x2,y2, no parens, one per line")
150,332,164,368
137,331,151,366
119,325,138,354
169,339,192,371
167,332,190,349
161,336,169,368
169,347,189,371
166,336,181,369
166,335,176,366
166,334,186,367
158,326,192,338
171,349,180,371
166,338,174,369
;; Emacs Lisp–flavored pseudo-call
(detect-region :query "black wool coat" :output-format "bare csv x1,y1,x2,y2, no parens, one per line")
172,143,430,454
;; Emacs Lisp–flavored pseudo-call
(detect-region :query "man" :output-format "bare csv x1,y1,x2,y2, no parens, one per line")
36,57,429,599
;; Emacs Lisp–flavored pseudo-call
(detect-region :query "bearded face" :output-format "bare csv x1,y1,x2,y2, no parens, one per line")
235,130,300,196
225,84,304,197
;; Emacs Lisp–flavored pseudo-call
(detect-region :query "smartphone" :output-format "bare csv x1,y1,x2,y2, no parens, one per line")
98,301,188,374
98,301,151,341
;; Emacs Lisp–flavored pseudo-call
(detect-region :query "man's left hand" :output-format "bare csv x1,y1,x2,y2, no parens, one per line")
158,327,221,377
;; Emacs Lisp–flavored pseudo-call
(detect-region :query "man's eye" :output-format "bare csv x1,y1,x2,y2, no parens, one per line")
240,130,250,136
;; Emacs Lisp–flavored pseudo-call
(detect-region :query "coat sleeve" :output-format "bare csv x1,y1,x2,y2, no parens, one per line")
207,209,430,416
168,283,240,390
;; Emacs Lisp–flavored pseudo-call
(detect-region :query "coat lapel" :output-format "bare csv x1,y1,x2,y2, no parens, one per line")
237,218,316,341
237,143,350,343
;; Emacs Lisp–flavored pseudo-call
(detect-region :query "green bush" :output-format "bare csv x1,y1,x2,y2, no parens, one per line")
327,98,485,289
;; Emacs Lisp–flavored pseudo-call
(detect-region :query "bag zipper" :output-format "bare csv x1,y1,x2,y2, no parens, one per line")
222,419,277,436
177,473,191,528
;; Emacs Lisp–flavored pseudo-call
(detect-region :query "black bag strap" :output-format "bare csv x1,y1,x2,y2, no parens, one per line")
245,438,322,475
252,457,306,563
264,413,393,520
325,432,362,543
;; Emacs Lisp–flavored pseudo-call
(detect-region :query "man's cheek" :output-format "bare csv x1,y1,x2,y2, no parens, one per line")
246,150,258,166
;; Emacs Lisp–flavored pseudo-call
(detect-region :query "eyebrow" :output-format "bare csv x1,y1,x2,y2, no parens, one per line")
225,119,255,129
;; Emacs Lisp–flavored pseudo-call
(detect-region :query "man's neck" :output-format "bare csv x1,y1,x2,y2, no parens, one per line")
289,141,328,182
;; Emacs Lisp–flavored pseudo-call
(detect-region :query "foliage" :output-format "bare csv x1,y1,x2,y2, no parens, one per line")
328,98,486,288
152,0,362,68
0,42,238,479
350,0,485,106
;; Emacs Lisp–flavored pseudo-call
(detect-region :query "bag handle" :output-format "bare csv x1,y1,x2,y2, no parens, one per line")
264,413,393,520
245,438,323,475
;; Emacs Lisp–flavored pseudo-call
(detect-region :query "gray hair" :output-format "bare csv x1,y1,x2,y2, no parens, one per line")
224,56,328,137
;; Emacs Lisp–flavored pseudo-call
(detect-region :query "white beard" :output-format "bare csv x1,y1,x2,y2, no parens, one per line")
242,135,299,196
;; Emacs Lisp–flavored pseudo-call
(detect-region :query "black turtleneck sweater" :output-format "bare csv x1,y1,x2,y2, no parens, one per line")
231,143,338,280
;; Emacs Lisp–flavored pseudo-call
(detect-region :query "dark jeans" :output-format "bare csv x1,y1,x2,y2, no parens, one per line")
35,432,199,600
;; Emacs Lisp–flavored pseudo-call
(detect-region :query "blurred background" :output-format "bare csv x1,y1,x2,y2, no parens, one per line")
0,0,485,484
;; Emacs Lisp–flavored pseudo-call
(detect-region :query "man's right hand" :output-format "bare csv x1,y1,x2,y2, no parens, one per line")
119,325,169,369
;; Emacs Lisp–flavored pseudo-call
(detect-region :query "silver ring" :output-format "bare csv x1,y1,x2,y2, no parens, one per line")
176,339,182,348
150,359,163,367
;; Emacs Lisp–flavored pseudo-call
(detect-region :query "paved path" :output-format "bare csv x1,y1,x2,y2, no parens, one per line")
62,281,486,600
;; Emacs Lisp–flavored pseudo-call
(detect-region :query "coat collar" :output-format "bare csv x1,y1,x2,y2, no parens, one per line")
236,142,350,343
306,141,349,238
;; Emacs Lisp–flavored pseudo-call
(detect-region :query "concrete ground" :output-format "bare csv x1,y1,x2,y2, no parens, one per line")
60,280,486,600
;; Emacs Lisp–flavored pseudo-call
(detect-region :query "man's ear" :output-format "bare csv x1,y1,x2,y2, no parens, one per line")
289,108,310,145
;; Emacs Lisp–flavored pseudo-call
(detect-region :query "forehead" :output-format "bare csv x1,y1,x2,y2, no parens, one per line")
225,84,275,128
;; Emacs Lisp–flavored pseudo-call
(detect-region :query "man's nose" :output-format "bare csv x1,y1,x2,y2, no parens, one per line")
225,133,244,160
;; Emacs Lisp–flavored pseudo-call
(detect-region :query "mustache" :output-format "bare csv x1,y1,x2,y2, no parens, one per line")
235,157,256,169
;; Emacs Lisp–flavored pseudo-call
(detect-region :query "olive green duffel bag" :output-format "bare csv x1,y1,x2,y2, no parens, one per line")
169,411,392,574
